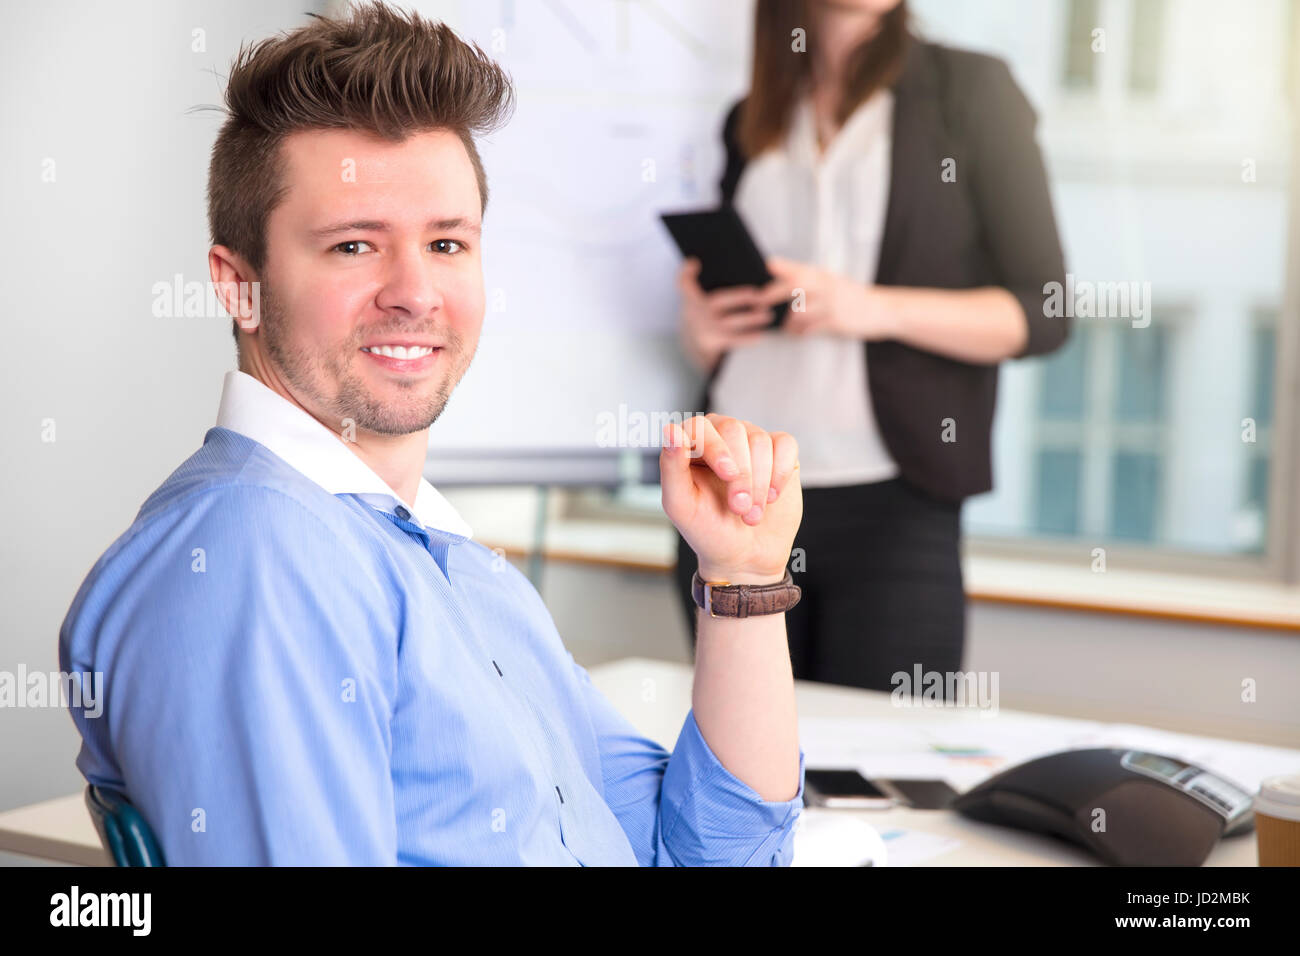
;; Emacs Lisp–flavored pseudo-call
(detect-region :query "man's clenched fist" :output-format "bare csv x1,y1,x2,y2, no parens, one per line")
660,414,802,586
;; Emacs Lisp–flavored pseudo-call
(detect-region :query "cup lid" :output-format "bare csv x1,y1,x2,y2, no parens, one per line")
1256,773,1300,822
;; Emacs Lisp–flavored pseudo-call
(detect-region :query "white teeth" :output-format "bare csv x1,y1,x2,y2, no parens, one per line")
364,345,435,359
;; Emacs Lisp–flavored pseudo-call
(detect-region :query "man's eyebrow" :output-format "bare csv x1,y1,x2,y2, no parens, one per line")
309,217,481,238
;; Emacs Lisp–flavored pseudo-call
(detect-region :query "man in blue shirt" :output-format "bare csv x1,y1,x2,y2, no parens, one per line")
58,2,807,865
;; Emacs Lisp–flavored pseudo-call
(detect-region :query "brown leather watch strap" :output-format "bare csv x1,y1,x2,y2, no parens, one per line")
691,569,802,618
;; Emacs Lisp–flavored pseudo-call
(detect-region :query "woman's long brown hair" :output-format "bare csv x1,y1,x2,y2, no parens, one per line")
737,0,910,160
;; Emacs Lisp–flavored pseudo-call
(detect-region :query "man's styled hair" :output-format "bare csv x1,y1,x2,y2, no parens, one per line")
207,1,515,344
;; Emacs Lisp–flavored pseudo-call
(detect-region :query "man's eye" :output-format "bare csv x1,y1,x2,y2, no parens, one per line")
333,240,373,256
331,239,465,256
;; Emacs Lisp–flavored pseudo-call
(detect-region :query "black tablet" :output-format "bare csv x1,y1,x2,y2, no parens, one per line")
659,205,789,328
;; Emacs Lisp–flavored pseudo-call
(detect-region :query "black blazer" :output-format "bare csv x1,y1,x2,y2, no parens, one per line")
698,34,1069,504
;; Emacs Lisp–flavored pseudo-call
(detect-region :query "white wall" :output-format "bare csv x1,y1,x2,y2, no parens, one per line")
0,0,328,849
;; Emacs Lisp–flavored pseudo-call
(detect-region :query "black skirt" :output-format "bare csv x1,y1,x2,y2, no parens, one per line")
673,477,966,693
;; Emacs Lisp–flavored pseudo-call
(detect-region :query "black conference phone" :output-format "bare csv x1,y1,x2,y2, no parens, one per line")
952,748,1255,866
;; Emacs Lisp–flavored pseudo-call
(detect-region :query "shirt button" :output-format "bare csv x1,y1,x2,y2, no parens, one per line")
395,506,411,521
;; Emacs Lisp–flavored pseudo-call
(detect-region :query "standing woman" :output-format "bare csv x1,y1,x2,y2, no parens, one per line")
672,0,1069,692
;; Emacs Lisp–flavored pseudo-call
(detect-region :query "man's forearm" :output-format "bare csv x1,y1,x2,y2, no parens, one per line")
690,572,800,803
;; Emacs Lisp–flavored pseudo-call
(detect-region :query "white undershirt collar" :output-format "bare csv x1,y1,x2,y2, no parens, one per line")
214,369,473,540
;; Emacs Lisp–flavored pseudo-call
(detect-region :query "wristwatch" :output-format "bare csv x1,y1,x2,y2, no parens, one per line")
691,569,802,618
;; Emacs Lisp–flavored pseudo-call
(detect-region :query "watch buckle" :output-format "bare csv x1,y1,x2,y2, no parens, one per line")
703,580,728,618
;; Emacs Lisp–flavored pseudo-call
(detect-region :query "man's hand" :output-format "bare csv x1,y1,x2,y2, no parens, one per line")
758,255,899,341
660,414,801,585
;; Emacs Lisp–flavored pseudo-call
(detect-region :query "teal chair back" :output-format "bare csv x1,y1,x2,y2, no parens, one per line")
85,785,166,866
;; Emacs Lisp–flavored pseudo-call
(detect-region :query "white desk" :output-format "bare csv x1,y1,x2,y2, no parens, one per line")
4,656,1296,866
588,658,1300,866
0,792,107,866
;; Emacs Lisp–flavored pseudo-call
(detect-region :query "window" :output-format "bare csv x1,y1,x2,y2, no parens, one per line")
1288,0,1297,103
1034,448,1083,535
1241,310,1278,549
1063,0,1100,90
1025,319,1174,546
1127,0,1164,94
926,0,1297,570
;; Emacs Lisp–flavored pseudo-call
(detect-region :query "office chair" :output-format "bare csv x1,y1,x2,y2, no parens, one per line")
84,784,166,866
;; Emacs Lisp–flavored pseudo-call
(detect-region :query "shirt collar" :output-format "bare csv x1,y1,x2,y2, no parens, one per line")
214,369,473,540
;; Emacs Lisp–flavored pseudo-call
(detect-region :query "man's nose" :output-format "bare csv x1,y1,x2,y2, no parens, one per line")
375,246,444,317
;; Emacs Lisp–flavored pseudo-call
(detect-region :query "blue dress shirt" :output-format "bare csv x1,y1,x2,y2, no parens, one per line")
59,371,805,865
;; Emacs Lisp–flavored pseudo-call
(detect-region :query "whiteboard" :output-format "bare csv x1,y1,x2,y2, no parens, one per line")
413,0,754,484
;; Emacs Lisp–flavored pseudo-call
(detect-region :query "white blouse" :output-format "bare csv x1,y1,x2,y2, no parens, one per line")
709,86,899,488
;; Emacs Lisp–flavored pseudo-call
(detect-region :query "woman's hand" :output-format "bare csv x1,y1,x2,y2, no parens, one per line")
677,257,776,374
660,414,802,585
759,255,899,341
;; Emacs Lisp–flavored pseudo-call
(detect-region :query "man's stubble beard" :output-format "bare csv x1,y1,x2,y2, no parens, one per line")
258,280,475,437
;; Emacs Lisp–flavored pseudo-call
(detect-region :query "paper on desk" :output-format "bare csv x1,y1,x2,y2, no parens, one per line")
799,713,1300,795
798,713,1102,790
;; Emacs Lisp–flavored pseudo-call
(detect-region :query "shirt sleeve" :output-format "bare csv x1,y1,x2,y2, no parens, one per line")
63,484,401,865
567,653,805,866
960,54,1071,359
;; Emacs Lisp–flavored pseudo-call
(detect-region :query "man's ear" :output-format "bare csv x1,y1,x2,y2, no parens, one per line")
208,245,262,334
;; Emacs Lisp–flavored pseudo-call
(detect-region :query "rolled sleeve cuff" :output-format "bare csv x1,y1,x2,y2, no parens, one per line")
658,708,806,866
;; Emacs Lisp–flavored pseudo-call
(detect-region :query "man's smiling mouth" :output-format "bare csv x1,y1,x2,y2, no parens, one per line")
361,344,438,359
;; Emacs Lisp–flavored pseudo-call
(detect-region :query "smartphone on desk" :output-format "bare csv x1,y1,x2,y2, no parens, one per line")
805,769,894,809
658,205,789,329
806,770,959,810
